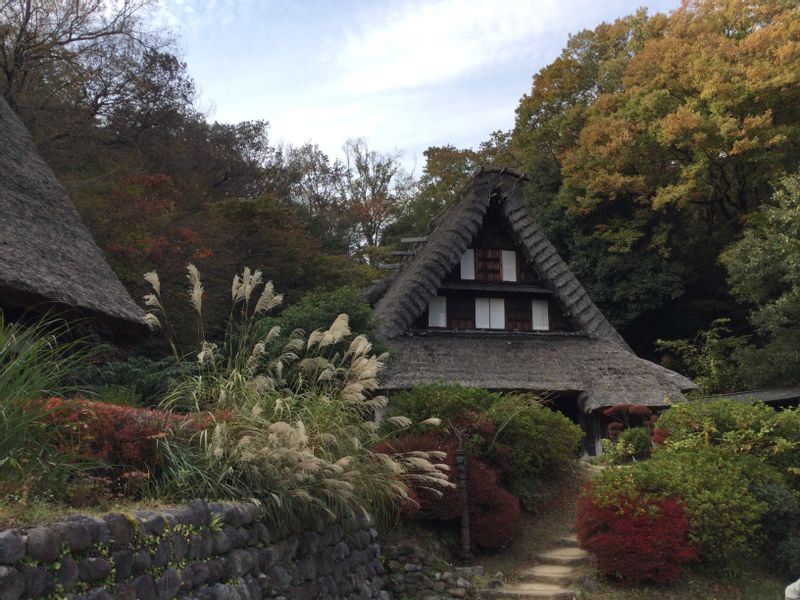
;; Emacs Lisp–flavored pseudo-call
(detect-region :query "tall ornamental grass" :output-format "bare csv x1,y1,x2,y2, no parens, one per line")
143,265,451,529
0,313,92,467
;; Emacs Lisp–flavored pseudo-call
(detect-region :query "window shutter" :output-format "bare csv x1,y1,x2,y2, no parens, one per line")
531,299,549,331
427,296,447,328
489,298,505,329
460,249,475,280
502,250,517,282
475,298,491,328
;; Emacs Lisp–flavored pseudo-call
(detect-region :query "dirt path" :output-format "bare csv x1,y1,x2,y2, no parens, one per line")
474,463,596,598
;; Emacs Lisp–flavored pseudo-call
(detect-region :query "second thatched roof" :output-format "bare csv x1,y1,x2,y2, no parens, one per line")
0,97,148,335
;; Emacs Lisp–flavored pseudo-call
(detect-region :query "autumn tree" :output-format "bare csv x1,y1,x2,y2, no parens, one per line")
510,0,800,351
0,0,166,147
384,131,519,245
338,137,414,260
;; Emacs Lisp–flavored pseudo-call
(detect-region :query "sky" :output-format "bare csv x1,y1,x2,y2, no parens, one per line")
153,0,682,174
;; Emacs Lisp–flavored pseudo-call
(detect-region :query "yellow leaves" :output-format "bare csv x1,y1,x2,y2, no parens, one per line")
659,106,707,146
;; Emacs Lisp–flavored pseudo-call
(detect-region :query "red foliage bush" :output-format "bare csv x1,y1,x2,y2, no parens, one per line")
373,432,520,548
471,479,521,548
372,433,461,520
651,426,670,445
38,398,214,473
576,484,698,584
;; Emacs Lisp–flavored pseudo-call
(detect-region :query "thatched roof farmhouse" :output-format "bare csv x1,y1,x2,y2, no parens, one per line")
0,97,148,337
369,169,697,453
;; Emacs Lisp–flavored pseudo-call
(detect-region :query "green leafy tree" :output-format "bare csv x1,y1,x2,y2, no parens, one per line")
719,172,800,387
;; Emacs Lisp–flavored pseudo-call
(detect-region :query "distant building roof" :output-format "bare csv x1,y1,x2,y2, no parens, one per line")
704,387,800,405
0,97,148,336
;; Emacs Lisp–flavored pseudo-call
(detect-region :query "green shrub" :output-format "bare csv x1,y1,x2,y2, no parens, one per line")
77,355,194,407
657,400,800,490
768,408,800,489
635,448,768,565
619,426,653,460
751,480,800,576
658,399,775,452
485,395,582,488
259,286,382,355
386,385,582,508
774,534,800,578
386,384,498,430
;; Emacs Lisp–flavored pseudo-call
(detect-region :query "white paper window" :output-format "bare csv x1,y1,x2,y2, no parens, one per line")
502,250,517,282
460,249,475,280
476,298,505,329
531,299,549,331
427,296,447,328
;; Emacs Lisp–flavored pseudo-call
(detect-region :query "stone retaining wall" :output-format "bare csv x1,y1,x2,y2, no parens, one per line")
382,538,483,599
0,500,387,600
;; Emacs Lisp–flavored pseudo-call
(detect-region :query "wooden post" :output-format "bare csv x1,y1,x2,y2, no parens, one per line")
453,430,473,565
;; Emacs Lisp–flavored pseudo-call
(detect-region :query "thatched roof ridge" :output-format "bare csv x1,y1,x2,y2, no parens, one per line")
372,170,628,346
0,97,148,334
380,333,698,412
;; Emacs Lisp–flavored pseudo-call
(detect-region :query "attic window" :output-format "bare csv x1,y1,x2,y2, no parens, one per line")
502,250,517,282
532,299,549,331
460,249,475,280
427,296,447,328
475,297,505,329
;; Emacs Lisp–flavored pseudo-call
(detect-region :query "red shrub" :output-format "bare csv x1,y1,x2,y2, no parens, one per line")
651,426,670,445
372,433,461,520
372,433,521,548
471,485,520,548
576,484,697,584
38,398,214,472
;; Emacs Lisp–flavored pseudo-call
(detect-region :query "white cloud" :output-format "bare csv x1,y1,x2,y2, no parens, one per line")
334,0,569,96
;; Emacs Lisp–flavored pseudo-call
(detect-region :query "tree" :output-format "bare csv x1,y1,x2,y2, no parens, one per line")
509,0,800,350
273,143,356,254
0,0,162,125
718,171,800,387
384,132,519,245
338,137,414,259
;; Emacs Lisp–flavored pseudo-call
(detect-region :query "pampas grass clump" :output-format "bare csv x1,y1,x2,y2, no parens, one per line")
144,265,451,528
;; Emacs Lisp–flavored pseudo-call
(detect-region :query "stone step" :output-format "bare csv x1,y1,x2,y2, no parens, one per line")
479,581,578,599
558,534,579,547
536,547,590,566
518,564,577,585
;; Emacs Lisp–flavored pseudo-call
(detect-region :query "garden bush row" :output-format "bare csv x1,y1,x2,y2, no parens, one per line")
577,399,800,584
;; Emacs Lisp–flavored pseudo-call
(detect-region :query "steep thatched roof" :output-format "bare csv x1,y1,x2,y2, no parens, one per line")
372,169,697,410
372,169,627,346
0,97,148,335
380,332,697,412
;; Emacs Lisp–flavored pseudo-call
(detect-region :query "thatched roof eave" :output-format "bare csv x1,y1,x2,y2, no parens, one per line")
379,332,698,413
0,97,148,334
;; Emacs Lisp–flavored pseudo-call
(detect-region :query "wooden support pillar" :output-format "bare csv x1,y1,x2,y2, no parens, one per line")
454,435,473,565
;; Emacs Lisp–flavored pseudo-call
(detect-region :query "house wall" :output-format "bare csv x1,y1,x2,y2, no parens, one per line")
0,501,387,600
